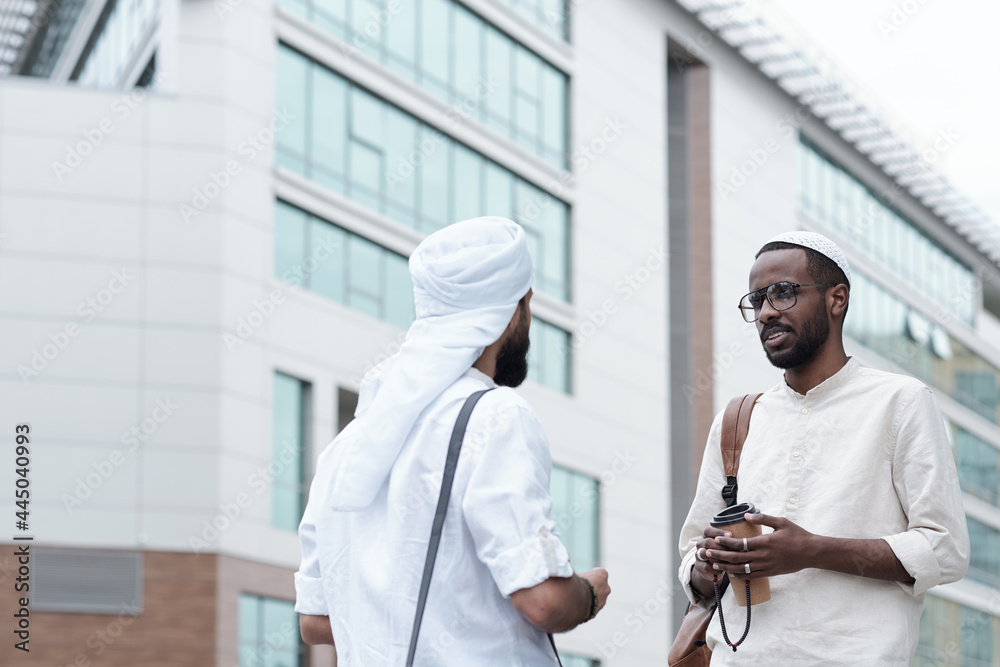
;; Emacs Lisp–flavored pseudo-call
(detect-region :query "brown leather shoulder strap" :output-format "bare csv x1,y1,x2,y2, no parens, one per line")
720,393,762,506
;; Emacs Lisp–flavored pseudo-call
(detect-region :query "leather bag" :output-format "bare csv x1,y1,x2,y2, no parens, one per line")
667,393,762,666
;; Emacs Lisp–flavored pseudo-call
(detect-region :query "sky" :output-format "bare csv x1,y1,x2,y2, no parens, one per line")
764,0,1000,227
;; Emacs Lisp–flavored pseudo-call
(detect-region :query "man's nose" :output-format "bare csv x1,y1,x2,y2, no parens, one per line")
758,298,781,323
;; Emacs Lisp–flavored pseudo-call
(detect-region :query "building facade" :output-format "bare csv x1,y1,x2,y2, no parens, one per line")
0,0,997,666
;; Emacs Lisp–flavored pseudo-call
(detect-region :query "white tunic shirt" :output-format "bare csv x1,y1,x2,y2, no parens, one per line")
295,369,573,666
678,358,970,665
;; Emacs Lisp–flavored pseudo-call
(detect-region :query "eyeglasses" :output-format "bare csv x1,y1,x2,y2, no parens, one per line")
738,281,831,323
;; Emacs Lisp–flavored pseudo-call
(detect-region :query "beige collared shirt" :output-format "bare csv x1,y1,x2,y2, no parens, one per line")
678,357,970,665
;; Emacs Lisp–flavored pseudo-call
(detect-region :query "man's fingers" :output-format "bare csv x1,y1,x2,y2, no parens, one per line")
704,549,750,564
746,512,783,528
704,527,732,538
716,536,757,551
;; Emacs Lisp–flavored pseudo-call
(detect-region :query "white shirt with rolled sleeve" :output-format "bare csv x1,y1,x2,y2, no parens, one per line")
295,368,572,666
677,357,970,665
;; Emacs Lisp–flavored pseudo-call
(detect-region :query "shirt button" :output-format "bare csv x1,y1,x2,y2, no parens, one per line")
792,451,800,458
800,408,809,415
788,497,797,504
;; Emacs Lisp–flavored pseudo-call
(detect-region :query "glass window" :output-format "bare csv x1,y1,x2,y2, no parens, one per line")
559,654,600,667
528,316,571,393
275,203,308,287
276,45,571,302
308,217,347,302
76,0,160,88
966,516,1000,588
453,7,484,104
312,67,348,191
846,269,1000,428
502,0,568,41
797,138,976,324
915,596,1000,667
420,0,451,93
272,372,308,532
238,594,306,667
452,144,484,222
484,29,513,130
275,201,416,329
276,47,309,174
551,465,598,572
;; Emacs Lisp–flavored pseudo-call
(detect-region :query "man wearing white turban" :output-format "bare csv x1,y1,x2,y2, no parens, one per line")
677,231,969,664
294,217,610,665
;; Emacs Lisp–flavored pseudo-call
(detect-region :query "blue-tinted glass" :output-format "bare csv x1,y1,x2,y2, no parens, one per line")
275,202,308,287
349,140,383,208
384,252,415,329
541,67,566,162
312,67,348,179
238,594,258,641
558,655,596,667
276,47,308,161
386,0,417,64
309,219,346,301
452,145,483,222
453,7,483,104
420,0,450,87
272,373,305,531
350,0,384,60
485,162,513,220
314,0,347,29
967,517,1000,587
262,598,296,637
419,129,450,232
550,465,598,572
384,108,418,217
484,30,512,124
350,88,385,148
348,234,383,312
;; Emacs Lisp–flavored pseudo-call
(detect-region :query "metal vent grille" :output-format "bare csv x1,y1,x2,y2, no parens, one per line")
33,549,143,614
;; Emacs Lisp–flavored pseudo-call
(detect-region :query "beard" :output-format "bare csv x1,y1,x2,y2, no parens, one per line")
761,298,830,369
494,309,531,388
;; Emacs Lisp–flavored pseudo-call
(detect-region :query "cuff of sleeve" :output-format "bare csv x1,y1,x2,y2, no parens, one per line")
293,572,328,615
882,531,941,597
489,526,574,597
679,549,713,610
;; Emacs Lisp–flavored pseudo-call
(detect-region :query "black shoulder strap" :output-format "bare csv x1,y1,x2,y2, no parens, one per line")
405,389,495,664
405,387,565,667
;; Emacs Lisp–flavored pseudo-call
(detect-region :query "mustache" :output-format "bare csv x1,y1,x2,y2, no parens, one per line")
760,323,793,341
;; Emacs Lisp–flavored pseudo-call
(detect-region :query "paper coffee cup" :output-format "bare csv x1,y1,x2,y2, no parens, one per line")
711,502,771,606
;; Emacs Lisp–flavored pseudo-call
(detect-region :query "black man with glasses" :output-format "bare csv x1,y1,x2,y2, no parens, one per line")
677,231,969,664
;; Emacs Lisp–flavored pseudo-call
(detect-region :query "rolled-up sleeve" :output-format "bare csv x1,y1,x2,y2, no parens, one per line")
677,412,726,609
885,386,970,596
294,479,329,615
462,397,573,597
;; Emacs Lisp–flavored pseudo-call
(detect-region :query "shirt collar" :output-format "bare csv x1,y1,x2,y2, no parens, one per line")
782,356,859,400
464,367,498,388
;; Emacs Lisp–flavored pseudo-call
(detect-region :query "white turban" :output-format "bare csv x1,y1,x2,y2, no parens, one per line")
320,217,534,511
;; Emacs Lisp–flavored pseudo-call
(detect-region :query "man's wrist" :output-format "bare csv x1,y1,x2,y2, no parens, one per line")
578,576,598,623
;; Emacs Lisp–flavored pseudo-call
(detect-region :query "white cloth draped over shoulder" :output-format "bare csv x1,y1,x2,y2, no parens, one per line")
294,217,573,666
322,216,534,511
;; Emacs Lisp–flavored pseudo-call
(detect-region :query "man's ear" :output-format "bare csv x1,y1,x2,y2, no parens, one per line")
829,284,849,318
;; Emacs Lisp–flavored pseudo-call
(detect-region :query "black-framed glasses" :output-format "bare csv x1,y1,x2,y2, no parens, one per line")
738,281,831,323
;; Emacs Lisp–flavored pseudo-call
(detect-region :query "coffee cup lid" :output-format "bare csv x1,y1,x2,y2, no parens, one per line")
710,502,758,526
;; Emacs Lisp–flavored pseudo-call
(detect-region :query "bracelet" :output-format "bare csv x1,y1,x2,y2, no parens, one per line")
581,577,598,622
